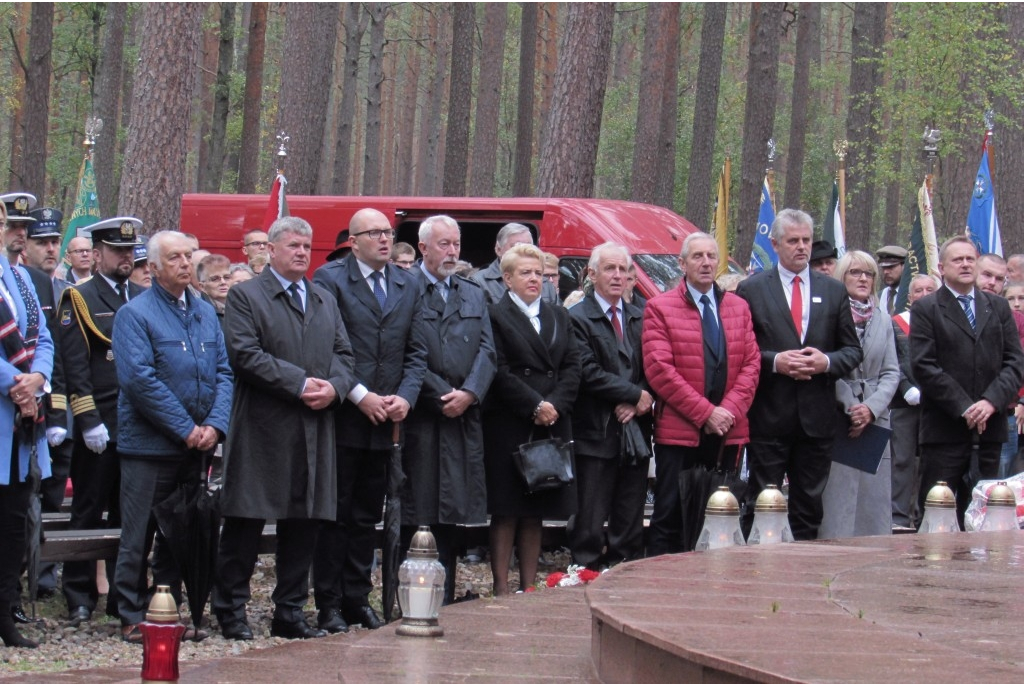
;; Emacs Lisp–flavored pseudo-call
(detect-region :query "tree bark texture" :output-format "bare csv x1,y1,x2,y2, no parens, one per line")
236,2,267,194
684,2,727,229
630,3,673,206
117,3,202,227
329,2,366,195
536,3,614,198
417,6,450,197
512,2,538,197
93,2,126,215
994,2,1024,256
362,2,387,196
193,6,221,193
469,3,508,197
22,1,53,196
782,2,819,211
276,2,339,195
442,3,474,196
653,4,680,211
7,3,30,190
201,2,236,193
735,2,783,264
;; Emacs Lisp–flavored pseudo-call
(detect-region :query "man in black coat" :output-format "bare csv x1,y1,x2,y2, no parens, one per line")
735,208,862,540
567,243,651,570
405,215,495,603
312,207,427,632
910,236,1024,525
57,217,146,626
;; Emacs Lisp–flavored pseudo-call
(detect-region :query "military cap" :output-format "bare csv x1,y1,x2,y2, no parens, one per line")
78,216,143,246
27,207,63,239
1,192,37,224
133,243,148,264
810,240,837,263
875,245,908,268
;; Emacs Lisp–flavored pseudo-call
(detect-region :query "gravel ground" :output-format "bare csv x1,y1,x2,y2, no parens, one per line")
0,548,572,677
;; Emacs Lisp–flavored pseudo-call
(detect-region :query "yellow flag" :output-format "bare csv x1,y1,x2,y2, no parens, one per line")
713,157,730,278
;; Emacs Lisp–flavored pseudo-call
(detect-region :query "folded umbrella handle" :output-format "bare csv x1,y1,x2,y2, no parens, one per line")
392,420,401,445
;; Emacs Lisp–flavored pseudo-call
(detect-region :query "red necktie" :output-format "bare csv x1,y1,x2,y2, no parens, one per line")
790,275,803,340
609,305,623,341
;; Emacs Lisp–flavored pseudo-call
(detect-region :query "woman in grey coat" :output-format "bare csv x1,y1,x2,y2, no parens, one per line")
820,251,899,538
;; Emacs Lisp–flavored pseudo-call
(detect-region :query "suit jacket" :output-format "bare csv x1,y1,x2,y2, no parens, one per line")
568,294,649,457
313,254,428,451
910,287,1024,445
57,276,144,436
735,268,862,439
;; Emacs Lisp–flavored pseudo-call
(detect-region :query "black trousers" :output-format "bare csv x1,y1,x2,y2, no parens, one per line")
743,434,833,541
62,440,121,614
313,446,387,610
568,453,649,567
918,440,1000,529
0,453,30,606
212,516,320,623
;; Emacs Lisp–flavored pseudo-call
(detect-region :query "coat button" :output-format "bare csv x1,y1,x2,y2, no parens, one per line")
463,335,469,342
524,369,531,376
547,370,553,378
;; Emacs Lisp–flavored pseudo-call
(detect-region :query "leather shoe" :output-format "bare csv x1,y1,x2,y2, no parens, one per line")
220,619,254,641
270,617,326,640
68,606,91,627
122,624,143,644
317,608,349,634
10,605,32,624
342,604,383,630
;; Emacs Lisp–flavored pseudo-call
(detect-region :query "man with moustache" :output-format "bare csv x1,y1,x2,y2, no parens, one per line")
312,208,427,632
57,217,146,626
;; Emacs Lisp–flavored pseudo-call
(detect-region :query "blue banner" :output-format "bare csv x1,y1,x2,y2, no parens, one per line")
748,177,777,274
965,147,1002,256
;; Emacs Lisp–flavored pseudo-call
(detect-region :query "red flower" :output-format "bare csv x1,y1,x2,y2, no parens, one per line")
546,572,566,588
578,569,600,583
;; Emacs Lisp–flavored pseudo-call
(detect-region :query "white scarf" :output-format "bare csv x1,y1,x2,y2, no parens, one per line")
509,291,541,333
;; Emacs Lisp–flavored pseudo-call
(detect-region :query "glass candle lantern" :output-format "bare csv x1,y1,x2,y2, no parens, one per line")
396,526,445,637
139,585,186,683
695,486,746,551
979,481,1020,531
918,481,960,533
748,484,794,545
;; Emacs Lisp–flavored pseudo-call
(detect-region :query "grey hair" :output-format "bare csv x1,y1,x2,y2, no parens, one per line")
910,273,940,290
495,223,533,249
268,216,313,242
770,208,814,241
146,230,192,269
588,242,631,271
229,262,256,277
419,215,460,244
679,231,718,260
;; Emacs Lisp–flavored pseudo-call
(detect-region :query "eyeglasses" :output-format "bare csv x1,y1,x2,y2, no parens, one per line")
204,275,229,283
846,269,875,279
67,249,92,256
244,241,269,248
351,228,396,240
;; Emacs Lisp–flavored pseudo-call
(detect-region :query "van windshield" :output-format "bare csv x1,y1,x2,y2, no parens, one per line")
633,254,682,293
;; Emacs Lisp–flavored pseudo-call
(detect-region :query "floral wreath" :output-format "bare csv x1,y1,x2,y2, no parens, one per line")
545,564,602,588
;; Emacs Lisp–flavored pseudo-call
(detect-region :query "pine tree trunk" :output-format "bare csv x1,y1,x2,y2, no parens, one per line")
276,2,340,195
201,2,236,193
683,2,727,229
7,4,30,190
393,9,423,196
236,3,267,194
418,6,451,197
536,3,614,198
512,2,538,197
469,3,508,197
782,3,819,211
734,2,783,265
22,2,53,196
362,2,387,196
994,2,1024,256
329,2,367,195
630,4,672,205
442,3,474,196
93,2,126,215
118,3,203,226
194,5,221,193
653,4,680,211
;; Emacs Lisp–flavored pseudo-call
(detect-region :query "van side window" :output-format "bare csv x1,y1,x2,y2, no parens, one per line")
558,258,589,301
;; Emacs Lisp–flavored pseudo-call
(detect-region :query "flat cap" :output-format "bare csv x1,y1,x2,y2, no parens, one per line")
875,245,908,267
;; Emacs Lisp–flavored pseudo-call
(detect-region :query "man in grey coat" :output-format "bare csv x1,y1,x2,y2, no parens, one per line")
405,215,495,603
473,223,559,305
212,217,356,641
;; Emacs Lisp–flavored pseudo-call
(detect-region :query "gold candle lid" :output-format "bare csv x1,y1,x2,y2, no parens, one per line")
754,484,787,513
924,481,956,509
145,585,181,624
705,486,740,516
407,525,439,559
987,481,1018,508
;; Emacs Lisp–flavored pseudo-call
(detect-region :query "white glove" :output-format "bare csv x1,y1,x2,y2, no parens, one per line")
83,424,110,454
903,387,921,406
46,427,67,447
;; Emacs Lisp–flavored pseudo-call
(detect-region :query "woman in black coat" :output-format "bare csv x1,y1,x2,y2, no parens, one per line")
484,244,581,595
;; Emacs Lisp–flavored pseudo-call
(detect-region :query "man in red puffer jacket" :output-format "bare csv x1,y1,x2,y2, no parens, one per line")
643,232,760,554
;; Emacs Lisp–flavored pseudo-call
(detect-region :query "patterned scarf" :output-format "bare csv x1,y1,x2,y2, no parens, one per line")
0,266,43,431
849,297,874,342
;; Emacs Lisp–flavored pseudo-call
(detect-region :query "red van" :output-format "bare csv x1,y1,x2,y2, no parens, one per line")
179,194,706,299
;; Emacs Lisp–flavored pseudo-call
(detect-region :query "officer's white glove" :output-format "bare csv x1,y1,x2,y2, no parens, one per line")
46,427,67,447
83,424,109,454
903,387,921,406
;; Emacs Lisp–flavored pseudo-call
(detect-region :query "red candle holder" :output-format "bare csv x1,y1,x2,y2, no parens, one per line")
139,586,186,683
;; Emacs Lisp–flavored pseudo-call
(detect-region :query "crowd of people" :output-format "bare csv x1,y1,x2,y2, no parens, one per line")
0,190,1022,651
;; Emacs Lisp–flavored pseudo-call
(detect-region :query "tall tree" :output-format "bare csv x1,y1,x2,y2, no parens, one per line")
995,3,1024,256
844,2,886,249
392,7,423,196
630,3,674,205
684,2,727,229
536,3,614,198
118,3,203,227
782,3,820,211
653,4,681,210
735,3,783,265
442,3,475,196
469,3,508,197
512,3,538,197
276,3,340,195
417,6,451,196
7,4,30,189
22,2,53,196
193,5,221,192
330,2,367,195
362,3,387,196
93,2,126,215
236,2,267,194
201,2,236,193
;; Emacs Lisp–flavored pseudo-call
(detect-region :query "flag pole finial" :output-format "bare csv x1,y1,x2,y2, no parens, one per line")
84,117,103,157
275,131,290,175
984,109,995,134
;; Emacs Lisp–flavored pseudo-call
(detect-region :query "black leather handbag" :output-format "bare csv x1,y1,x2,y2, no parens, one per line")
514,430,575,494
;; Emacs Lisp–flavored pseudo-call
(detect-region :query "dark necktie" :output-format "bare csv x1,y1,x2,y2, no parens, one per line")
609,305,623,341
371,271,387,309
887,288,896,316
288,282,304,312
790,275,803,339
957,294,976,330
430,282,446,313
700,294,721,354
116,282,128,304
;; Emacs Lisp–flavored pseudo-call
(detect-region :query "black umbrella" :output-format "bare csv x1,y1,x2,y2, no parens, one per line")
677,434,743,552
381,422,405,623
153,452,219,637
22,419,43,620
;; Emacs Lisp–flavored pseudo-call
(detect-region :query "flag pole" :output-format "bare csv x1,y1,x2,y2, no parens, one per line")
834,140,847,237
922,126,940,200
984,109,995,181
60,116,103,259
765,138,778,209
